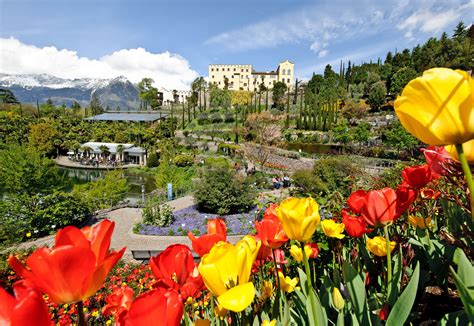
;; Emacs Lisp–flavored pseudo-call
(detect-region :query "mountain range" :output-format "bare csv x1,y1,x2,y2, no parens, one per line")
0,73,141,110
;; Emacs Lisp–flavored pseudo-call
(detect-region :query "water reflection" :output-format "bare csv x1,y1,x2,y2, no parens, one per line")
57,167,157,198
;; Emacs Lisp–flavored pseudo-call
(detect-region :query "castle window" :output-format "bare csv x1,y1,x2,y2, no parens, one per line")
212,75,214,78
287,69,291,75
287,78,290,83
216,68,219,71
227,68,230,71
234,68,236,71
282,69,286,75
211,68,214,71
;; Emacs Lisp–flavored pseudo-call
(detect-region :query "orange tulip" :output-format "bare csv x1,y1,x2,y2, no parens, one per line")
255,204,288,249
117,288,183,326
0,281,52,326
102,286,134,320
9,220,125,304
188,218,227,257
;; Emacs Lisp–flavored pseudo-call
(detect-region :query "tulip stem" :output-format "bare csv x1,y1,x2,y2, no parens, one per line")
300,242,313,290
455,143,474,221
77,301,86,326
272,249,281,292
384,225,392,292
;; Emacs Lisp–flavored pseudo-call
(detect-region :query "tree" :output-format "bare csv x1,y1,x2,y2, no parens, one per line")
244,112,283,166
98,144,110,161
453,21,468,40
390,67,417,95
272,81,287,110
383,120,420,154
116,144,125,162
210,87,231,109
138,78,159,110
368,81,387,109
90,93,104,115
29,121,62,156
0,89,19,104
231,90,252,107
0,145,65,195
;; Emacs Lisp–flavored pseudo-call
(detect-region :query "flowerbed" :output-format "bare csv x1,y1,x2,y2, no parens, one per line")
137,204,258,236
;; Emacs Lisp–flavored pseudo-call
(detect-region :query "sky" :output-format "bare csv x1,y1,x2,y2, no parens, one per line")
0,0,472,89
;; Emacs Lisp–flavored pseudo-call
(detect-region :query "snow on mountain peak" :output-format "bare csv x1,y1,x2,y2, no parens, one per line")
0,73,132,90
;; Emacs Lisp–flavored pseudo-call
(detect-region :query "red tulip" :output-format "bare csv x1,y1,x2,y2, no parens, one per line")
149,244,202,301
306,243,320,259
0,281,52,326
420,188,441,200
9,220,125,304
342,209,369,238
273,249,288,265
359,188,398,227
346,190,367,214
402,164,438,189
188,219,227,257
421,146,450,176
102,286,133,320
379,303,390,321
395,186,417,217
255,206,288,249
253,234,272,261
118,288,183,326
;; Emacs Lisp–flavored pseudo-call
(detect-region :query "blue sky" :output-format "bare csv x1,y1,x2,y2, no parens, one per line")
0,0,472,89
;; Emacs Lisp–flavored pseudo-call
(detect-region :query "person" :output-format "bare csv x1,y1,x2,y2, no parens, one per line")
283,175,290,187
272,177,280,189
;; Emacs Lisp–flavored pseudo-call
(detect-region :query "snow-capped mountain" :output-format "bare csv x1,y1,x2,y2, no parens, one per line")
0,74,140,110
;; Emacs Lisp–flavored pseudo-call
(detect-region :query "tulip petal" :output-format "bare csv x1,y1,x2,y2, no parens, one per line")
25,246,97,304
54,226,90,250
0,287,15,324
84,220,115,262
12,286,52,326
217,282,255,312
85,247,125,299
126,289,166,324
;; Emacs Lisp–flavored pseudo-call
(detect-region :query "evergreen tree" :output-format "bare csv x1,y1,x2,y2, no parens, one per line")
90,93,104,115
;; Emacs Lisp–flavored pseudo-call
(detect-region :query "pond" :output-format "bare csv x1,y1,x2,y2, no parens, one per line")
58,166,158,201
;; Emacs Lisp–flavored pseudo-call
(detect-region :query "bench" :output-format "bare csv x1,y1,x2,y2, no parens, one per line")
131,249,200,264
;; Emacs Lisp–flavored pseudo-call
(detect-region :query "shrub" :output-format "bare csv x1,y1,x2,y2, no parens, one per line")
217,143,240,156
155,162,195,195
223,113,234,123
209,113,223,123
72,171,129,209
292,157,363,198
173,154,194,167
142,198,173,227
204,156,230,169
197,113,210,125
147,152,159,168
0,192,92,246
194,166,256,215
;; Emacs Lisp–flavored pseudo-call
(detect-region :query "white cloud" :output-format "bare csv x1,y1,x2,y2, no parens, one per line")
318,50,329,58
0,37,198,90
397,1,473,38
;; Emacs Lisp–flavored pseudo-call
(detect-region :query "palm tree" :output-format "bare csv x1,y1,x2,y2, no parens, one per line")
98,145,110,162
116,144,125,164
80,145,93,158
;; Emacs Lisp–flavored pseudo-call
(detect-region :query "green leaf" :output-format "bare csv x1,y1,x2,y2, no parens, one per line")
453,248,474,289
386,262,420,326
450,267,474,323
297,267,308,296
306,289,328,326
342,262,366,318
439,310,469,326
388,250,402,306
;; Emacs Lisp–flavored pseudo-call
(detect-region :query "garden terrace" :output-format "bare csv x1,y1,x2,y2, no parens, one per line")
84,112,168,122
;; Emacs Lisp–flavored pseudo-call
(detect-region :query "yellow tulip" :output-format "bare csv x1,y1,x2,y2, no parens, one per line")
194,319,211,326
321,219,345,239
198,236,260,312
260,280,274,301
394,68,474,146
445,139,474,164
332,287,345,311
366,236,396,257
408,215,432,229
276,197,320,241
289,244,312,262
261,320,277,326
278,271,299,293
